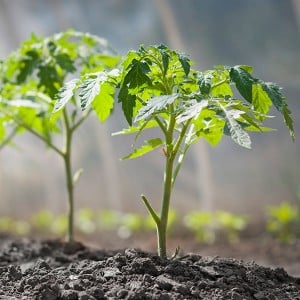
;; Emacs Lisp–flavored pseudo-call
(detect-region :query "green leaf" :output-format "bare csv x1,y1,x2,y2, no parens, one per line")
118,86,136,125
79,73,107,110
211,82,233,97
37,65,60,97
17,50,40,84
54,78,79,113
252,83,272,118
54,53,76,73
261,82,283,112
112,120,158,136
230,66,255,103
224,108,252,149
178,53,190,76
158,45,169,76
124,59,151,93
135,94,178,122
177,100,209,123
92,83,114,123
0,122,5,142
193,109,225,146
282,104,295,141
260,82,294,140
122,138,163,160
198,73,212,94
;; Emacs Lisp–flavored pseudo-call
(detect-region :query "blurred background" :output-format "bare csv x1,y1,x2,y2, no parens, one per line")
0,0,299,225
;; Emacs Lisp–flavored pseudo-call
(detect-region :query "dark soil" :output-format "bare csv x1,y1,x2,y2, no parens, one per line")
0,237,299,299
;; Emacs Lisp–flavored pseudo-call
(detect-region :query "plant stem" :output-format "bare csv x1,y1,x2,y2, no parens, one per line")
62,108,74,242
156,105,176,258
157,153,174,257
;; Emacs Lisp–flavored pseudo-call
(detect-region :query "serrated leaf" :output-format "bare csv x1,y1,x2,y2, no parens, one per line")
245,125,274,132
261,82,283,112
79,73,107,110
218,103,251,149
124,59,151,93
158,47,169,76
211,81,233,97
177,100,209,123
252,83,272,118
118,86,136,125
282,104,295,141
193,109,225,146
17,50,40,84
198,74,212,94
238,65,253,73
228,117,251,149
225,111,251,149
92,83,114,123
54,53,76,73
112,120,158,136
135,94,178,122
37,65,60,97
178,53,190,76
230,66,255,103
240,113,263,131
54,78,79,113
122,138,163,160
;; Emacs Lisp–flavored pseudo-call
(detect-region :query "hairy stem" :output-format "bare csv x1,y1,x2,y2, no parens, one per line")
156,105,176,258
62,108,74,242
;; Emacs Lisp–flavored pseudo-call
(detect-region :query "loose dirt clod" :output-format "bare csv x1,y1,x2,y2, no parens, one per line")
0,238,299,299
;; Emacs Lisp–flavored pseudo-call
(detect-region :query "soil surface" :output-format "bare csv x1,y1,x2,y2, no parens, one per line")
0,237,299,299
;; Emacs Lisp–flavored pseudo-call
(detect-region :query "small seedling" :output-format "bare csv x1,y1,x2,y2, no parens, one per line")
0,30,120,242
57,44,294,257
184,210,248,243
266,201,300,242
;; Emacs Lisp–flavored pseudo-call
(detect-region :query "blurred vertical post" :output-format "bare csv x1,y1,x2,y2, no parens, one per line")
292,0,300,33
153,0,215,212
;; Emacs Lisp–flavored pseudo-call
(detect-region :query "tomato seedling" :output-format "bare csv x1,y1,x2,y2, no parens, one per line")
57,44,294,257
0,30,120,242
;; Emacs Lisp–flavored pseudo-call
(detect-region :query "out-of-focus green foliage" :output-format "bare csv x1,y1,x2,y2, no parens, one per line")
0,30,120,242
0,216,30,235
184,210,248,244
266,202,300,243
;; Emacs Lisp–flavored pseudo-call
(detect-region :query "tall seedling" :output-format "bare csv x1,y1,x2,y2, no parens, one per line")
0,30,120,242
57,45,294,257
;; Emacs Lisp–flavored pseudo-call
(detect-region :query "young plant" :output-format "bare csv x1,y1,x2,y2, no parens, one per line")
0,30,120,242
57,44,294,257
266,201,300,243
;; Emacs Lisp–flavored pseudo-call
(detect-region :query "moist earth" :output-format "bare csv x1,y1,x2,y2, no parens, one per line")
0,238,299,300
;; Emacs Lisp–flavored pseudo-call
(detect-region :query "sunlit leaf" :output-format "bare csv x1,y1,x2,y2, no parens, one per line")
54,78,79,112
198,73,212,94
178,53,190,76
252,83,272,119
177,100,209,123
230,65,255,102
92,83,114,123
122,138,163,160
135,94,178,122
118,85,136,125
79,73,107,110
124,59,151,93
